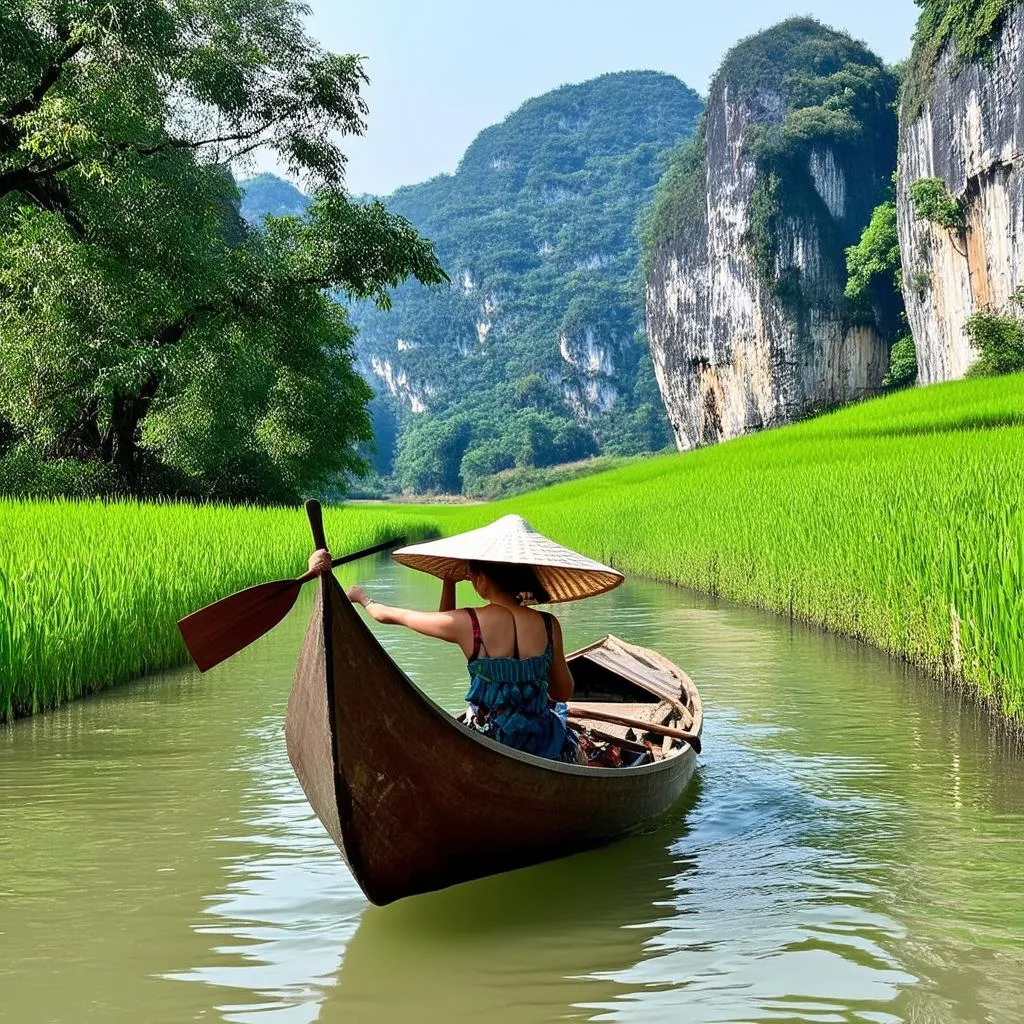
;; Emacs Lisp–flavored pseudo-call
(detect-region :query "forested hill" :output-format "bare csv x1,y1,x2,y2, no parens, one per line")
241,71,702,493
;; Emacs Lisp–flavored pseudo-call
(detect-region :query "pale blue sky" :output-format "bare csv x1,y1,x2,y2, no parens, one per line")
255,0,920,195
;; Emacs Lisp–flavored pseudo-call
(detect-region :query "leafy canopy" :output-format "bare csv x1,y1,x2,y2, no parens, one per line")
0,0,446,502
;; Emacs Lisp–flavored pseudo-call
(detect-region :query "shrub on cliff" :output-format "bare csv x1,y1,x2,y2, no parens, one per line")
903,0,1018,117
909,178,966,231
965,290,1024,377
883,336,919,389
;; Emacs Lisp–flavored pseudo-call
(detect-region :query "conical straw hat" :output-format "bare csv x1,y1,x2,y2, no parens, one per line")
392,514,623,604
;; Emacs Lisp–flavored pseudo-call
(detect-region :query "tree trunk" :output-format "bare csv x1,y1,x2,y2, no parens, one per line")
101,373,161,482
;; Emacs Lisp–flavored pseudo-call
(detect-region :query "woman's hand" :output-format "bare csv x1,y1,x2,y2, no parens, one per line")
307,548,332,576
346,585,370,607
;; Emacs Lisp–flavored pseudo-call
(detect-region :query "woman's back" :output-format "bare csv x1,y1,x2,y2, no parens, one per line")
470,604,549,660
464,606,580,762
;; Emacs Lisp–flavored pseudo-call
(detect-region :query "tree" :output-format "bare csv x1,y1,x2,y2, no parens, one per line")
0,0,447,500
964,289,1024,378
844,200,904,339
393,415,472,494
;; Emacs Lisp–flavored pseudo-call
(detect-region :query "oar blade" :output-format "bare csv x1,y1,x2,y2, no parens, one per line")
178,578,303,673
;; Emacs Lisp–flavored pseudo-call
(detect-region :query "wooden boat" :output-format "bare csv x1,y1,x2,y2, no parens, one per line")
284,572,702,906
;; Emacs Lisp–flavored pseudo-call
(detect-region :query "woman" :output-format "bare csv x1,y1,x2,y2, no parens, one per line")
306,550,585,764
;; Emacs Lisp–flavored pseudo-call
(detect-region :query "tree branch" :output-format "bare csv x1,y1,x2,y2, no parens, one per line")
1,36,87,122
19,174,89,240
0,156,79,200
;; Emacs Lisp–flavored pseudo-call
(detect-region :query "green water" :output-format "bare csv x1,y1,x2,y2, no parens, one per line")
1,558,1022,1023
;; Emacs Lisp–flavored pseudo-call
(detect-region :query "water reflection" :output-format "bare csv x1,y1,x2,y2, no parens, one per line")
2,557,1023,1023
327,790,701,1024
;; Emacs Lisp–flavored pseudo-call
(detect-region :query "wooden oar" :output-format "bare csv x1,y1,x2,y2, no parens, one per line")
178,500,403,672
567,705,702,754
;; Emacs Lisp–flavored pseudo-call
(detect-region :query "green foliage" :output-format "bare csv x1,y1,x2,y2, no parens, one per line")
845,201,902,305
644,19,898,308
909,177,965,230
746,172,784,286
0,443,123,498
639,131,707,266
465,453,640,500
459,440,515,493
238,172,311,223
964,290,1024,377
0,502,437,720
391,402,599,495
903,0,1017,118
393,415,473,494
884,335,919,389
318,72,701,489
0,0,445,503
845,200,907,340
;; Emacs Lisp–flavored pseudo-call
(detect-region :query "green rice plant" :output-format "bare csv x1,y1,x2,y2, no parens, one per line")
3,373,1023,724
374,373,1024,724
0,501,436,721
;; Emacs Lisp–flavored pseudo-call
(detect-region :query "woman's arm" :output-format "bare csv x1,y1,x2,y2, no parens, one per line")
438,579,457,612
346,585,470,650
547,615,575,703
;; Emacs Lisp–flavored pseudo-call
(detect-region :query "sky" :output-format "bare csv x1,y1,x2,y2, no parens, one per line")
249,0,921,196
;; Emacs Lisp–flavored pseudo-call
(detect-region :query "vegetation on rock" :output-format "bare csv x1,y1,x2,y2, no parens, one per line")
238,172,311,223
909,177,966,231
0,0,444,503
883,336,920,389
902,0,1018,118
965,289,1024,377
644,18,898,314
845,198,917,387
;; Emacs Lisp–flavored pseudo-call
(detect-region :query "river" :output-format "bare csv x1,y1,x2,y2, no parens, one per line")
2,557,1022,1023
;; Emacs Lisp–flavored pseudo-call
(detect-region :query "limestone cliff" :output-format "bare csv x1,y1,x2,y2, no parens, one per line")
645,20,895,450
897,5,1024,383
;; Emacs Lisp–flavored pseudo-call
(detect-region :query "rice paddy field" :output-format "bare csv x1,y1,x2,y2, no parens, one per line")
2,372,1023,723
0,504,438,720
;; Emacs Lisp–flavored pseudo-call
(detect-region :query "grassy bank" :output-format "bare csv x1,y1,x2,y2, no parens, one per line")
3,374,1022,723
0,503,436,720
371,374,1024,723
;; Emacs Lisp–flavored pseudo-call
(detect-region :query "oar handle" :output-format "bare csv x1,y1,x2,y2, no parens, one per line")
306,499,328,550
331,537,405,568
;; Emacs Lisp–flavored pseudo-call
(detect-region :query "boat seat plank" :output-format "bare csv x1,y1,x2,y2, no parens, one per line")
569,700,680,752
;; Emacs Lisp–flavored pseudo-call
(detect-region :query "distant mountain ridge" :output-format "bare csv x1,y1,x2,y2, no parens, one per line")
237,172,309,222
241,70,702,492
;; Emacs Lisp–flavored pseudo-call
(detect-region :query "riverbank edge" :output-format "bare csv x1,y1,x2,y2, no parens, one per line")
367,504,1024,736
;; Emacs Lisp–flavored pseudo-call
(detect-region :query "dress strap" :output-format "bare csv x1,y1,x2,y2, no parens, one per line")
466,607,483,661
511,609,519,660
542,612,553,651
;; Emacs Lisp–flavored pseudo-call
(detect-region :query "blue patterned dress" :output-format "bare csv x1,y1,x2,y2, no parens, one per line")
464,607,580,763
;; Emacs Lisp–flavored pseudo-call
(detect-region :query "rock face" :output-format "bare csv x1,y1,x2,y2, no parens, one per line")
646,21,894,451
897,7,1024,383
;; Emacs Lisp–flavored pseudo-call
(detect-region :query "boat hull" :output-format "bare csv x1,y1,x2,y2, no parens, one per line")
285,575,700,906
